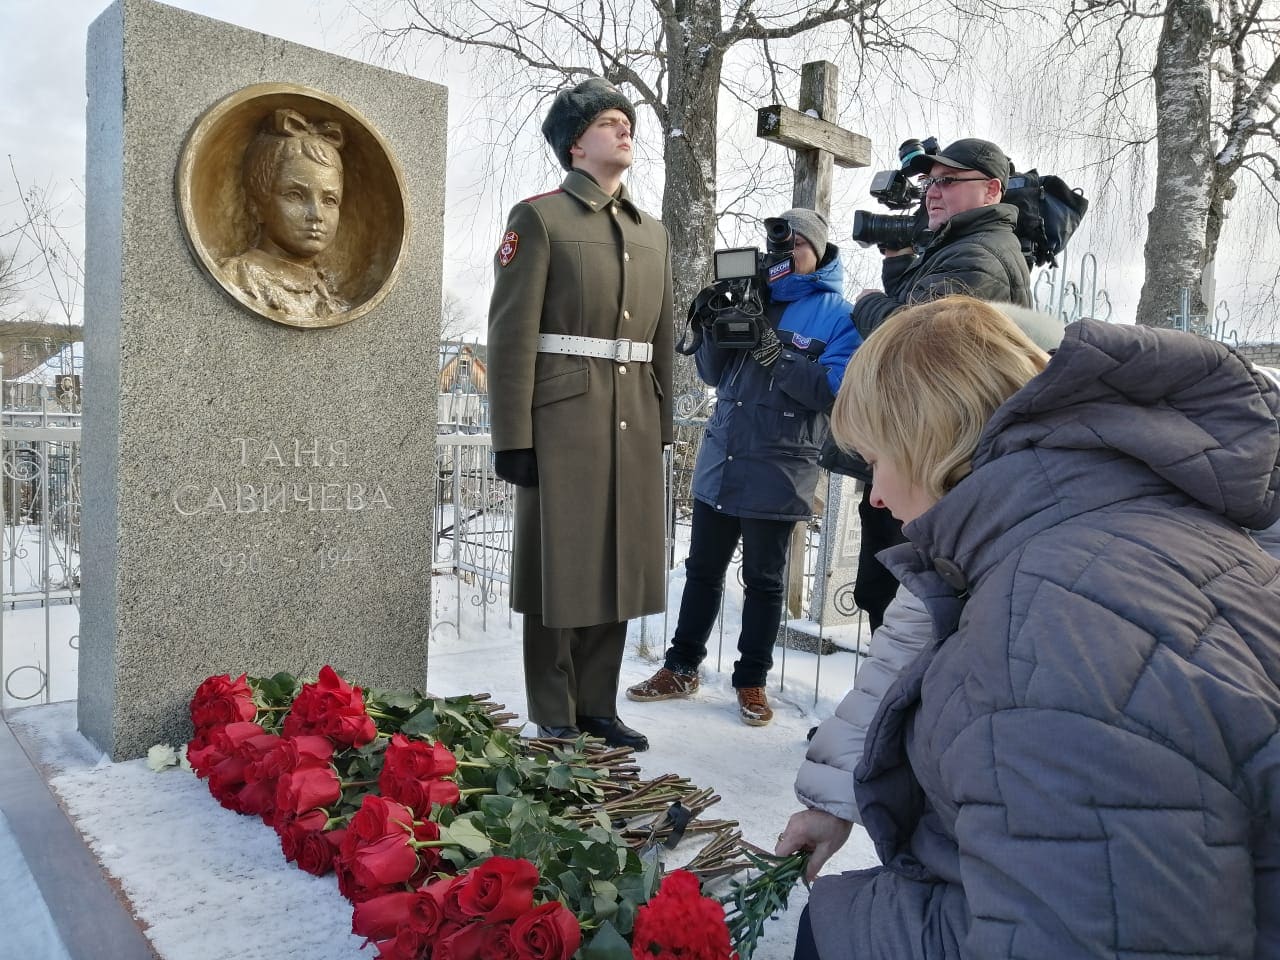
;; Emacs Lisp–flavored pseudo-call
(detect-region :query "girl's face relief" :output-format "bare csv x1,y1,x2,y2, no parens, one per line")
258,153,342,262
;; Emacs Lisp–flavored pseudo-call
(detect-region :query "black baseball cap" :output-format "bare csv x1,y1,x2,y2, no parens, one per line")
929,138,1011,188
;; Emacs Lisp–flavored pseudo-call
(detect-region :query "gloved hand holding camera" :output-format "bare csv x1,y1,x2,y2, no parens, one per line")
751,324,783,367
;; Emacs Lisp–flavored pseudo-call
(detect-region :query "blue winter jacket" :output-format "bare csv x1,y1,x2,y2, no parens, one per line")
691,247,859,521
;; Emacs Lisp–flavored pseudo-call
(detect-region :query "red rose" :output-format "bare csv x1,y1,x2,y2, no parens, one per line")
188,720,264,779
378,734,461,813
193,722,276,812
457,856,539,923
282,665,376,747
409,878,453,938
441,873,472,923
380,773,461,813
384,733,458,779
630,870,735,960
335,796,445,902
479,922,515,960
346,834,420,890
249,735,334,785
510,902,582,960
372,928,430,960
189,673,256,734
274,764,341,819
345,795,416,845
436,921,512,960
233,731,285,819
352,891,419,942
277,809,336,876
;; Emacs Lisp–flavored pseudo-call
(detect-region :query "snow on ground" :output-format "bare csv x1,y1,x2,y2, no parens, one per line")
4,566,880,959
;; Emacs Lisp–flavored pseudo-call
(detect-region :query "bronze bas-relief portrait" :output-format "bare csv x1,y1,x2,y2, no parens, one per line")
221,109,349,320
177,84,408,329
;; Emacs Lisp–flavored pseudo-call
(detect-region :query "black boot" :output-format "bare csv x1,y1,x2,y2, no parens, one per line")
576,715,649,751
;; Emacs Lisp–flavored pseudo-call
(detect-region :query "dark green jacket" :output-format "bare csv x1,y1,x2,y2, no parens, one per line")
487,170,673,627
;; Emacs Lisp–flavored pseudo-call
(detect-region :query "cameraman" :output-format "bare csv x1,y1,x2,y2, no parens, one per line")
627,209,860,726
850,137,1033,630
853,137,1032,335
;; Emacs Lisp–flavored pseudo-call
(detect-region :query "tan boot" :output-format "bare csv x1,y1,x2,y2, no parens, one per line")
736,686,773,726
626,667,699,702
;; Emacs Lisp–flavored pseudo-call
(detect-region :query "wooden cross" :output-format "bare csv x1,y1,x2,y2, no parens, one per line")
757,61,871,219
758,61,871,620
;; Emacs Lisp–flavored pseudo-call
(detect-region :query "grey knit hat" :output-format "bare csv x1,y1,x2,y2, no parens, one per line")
542,78,637,171
780,208,830,262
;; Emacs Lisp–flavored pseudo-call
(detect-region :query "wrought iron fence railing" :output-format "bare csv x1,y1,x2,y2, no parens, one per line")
1,397,82,708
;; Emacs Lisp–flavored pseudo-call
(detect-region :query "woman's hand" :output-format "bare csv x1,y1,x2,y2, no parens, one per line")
775,808,853,883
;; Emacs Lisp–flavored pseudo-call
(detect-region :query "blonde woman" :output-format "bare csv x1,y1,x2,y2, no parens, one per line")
778,296,1280,960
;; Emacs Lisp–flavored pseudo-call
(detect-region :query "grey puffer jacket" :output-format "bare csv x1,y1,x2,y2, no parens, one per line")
808,320,1280,960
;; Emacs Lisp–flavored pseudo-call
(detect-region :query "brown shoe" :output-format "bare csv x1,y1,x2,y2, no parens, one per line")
737,686,773,726
626,667,699,702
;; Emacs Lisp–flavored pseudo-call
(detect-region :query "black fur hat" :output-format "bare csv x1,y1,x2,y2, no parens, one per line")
542,78,637,171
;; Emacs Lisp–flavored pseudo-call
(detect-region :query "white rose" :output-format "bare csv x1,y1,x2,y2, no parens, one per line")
146,743,179,772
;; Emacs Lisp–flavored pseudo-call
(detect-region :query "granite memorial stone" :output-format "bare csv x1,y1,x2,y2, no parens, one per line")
79,0,446,760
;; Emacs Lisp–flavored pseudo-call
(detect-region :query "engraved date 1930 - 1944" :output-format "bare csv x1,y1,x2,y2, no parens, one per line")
205,545,371,575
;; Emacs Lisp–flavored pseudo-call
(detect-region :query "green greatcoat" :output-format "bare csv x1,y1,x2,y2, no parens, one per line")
487,170,674,629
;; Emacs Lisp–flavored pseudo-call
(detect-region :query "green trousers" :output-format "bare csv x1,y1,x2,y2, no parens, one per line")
522,615,627,727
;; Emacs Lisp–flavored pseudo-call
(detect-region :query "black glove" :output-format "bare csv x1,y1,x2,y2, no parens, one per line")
751,325,783,368
494,448,538,487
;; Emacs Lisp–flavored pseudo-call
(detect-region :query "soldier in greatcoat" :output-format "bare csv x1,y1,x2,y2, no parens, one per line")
486,78,674,751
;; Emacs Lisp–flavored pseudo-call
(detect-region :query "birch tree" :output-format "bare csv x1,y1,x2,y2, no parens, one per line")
1058,0,1279,328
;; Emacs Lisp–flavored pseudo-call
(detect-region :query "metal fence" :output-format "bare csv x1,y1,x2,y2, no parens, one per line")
431,417,864,702
1,390,81,708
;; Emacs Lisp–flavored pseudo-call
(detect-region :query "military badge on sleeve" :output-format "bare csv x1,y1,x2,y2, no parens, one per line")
498,231,519,267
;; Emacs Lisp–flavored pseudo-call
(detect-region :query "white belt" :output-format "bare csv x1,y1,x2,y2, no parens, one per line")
537,333,653,363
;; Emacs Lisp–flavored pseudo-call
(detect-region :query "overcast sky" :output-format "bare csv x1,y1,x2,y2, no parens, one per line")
7,0,1270,339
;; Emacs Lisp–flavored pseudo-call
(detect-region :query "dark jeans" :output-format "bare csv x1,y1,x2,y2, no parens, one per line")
852,483,907,632
665,499,792,689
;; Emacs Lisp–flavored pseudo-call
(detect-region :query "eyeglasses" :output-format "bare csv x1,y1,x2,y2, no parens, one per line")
920,175,993,190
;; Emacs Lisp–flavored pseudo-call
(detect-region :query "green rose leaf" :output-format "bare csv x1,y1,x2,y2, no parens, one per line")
579,922,632,960
496,765,520,796
438,818,492,856
400,710,440,737
546,764,575,792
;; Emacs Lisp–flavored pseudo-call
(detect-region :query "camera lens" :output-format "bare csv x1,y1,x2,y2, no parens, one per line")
763,217,794,254
851,210,921,250
898,139,927,167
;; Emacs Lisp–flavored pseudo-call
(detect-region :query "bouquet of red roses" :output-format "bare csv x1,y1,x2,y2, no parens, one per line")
183,667,800,960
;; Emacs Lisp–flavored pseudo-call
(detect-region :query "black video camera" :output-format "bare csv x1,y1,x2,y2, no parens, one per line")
850,137,939,252
850,135,1090,268
676,218,796,355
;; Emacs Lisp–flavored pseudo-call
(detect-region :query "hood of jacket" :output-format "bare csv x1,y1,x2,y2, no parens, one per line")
768,243,846,303
887,319,1280,605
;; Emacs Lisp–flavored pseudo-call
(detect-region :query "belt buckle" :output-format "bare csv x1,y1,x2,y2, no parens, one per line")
613,338,635,363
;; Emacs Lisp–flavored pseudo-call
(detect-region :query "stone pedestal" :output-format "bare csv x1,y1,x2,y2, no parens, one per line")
79,0,446,759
